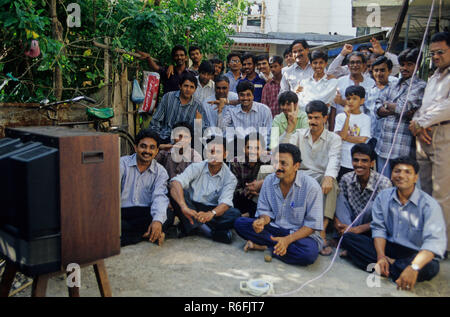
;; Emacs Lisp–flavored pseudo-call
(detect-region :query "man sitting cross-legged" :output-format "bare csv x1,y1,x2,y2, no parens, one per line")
120,129,174,247
234,143,324,265
342,157,447,291
170,136,240,244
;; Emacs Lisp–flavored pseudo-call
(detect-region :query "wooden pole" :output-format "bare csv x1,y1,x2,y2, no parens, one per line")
387,0,410,52
51,0,64,100
104,37,110,106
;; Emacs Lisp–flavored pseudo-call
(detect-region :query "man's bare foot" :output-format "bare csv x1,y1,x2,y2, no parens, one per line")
244,240,267,252
157,232,165,246
241,212,250,218
339,250,348,257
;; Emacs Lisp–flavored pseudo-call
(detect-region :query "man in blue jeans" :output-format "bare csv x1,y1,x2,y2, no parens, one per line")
342,157,447,291
234,143,324,265
170,136,240,244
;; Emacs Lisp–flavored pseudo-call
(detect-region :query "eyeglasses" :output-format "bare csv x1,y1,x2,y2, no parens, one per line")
428,49,448,57
229,60,241,64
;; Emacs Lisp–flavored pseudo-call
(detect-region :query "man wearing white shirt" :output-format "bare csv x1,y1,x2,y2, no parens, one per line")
410,32,450,254
280,39,314,94
193,61,215,104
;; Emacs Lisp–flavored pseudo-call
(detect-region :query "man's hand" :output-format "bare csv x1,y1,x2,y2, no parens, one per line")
295,85,304,93
245,180,262,197
208,98,227,114
341,44,353,56
252,218,266,233
369,37,385,55
321,176,334,195
334,90,346,106
395,266,419,291
195,110,203,120
286,104,299,133
196,211,214,224
270,236,291,257
375,256,390,277
334,218,348,235
166,64,174,78
143,221,163,244
136,50,150,61
181,206,198,225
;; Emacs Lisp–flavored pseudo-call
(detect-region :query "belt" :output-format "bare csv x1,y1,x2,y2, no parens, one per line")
431,120,450,127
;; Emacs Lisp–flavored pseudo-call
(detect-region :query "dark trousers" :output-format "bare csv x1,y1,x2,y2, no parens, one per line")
171,193,240,244
342,232,440,282
121,206,174,247
234,217,319,265
233,192,258,218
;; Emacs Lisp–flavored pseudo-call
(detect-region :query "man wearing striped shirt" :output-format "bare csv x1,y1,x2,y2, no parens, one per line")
149,72,209,144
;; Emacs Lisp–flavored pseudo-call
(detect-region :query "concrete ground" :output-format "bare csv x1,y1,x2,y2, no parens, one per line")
12,231,450,297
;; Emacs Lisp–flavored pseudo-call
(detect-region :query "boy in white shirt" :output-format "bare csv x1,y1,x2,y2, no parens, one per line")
334,85,371,181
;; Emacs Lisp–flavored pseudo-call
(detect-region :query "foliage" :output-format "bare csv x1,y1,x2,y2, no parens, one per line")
0,0,247,102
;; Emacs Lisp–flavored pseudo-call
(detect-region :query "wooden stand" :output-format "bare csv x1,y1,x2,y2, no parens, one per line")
0,260,111,297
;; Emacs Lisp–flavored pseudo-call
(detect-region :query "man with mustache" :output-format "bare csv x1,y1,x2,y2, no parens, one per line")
281,100,342,256
375,48,426,178
119,129,173,247
234,143,324,265
342,157,447,291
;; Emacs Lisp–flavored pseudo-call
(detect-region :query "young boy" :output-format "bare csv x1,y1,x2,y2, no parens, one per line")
334,85,371,181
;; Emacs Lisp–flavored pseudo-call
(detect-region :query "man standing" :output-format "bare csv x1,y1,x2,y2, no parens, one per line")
193,61,215,103
261,56,283,116
238,54,266,102
256,55,273,82
170,136,240,244
375,48,426,178
282,47,294,75
342,157,447,291
220,81,273,146
149,72,209,144
188,45,203,75
280,39,314,94
281,100,341,256
234,143,323,265
138,45,194,96
410,32,450,254
224,53,242,93
120,129,173,247
335,143,392,236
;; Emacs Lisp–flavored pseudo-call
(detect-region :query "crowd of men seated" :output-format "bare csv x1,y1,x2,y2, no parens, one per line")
121,32,449,291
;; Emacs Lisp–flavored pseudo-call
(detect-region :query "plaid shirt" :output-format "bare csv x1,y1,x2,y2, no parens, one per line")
374,76,426,159
261,79,281,116
336,170,392,226
229,157,262,195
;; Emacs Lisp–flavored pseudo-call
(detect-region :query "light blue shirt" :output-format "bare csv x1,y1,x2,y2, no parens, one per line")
202,92,238,127
120,155,169,224
220,101,273,145
256,172,324,249
225,71,240,93
371,187,447,259
171,160,237,207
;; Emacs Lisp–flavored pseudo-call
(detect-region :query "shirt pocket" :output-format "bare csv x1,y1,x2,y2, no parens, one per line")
288,206,306,227
407,212,424,247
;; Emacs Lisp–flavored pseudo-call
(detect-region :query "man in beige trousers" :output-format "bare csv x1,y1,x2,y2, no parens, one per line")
410,32,450,255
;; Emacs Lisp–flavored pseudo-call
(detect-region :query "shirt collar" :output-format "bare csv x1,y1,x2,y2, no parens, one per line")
128,154,157,173
239,102,258,113
393,186,421,206
175,90,194,106
351,170,377,192
202,161,226,178
272,171,303,189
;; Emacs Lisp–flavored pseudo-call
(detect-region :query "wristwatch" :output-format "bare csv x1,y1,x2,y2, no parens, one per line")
411,263,420,271
211,210,217,217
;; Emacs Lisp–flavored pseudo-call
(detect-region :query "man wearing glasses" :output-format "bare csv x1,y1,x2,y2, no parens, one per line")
410,32,450,257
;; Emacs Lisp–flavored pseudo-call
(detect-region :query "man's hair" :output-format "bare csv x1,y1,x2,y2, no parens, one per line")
244,132,266,149
345,85,366,98
356,44,371,52
173,121,193,138
269,55,284,66
241,53,256,64
283,47,292,57
214,75,230,85
371,55,393,70
256,54,269,63
205,134,227,151
351,143,376,161
290,39,309,51
305,100,328,117
390,156,420,174
227,53,241,64
171,45,187,58
210,58,224,72
180,72,198,88
236,80,254,94
277,143,302,164
309,50,328,63
135,128,160,147
198,60,215,75
347,51,367,64
188,45,201,55
398,48,421,65
278,90,298,105
431,32,450,46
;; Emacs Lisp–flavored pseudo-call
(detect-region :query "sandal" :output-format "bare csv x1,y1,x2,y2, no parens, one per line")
319,241,333,256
